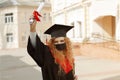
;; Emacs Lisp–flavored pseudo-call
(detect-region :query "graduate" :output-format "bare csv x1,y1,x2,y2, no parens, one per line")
27,18,76,80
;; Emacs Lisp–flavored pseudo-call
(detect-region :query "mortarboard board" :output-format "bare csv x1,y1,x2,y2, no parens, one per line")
44,24,74,38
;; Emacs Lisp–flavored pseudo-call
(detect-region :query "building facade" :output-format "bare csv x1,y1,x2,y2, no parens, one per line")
0,0,51,49
51,0,120,42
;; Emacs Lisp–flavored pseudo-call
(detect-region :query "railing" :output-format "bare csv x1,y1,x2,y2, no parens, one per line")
90,33,120,51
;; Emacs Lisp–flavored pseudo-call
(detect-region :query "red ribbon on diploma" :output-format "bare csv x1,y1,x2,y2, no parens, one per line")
33,10,42,21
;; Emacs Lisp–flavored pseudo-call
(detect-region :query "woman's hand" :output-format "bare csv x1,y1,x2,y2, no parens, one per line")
29,16,37,32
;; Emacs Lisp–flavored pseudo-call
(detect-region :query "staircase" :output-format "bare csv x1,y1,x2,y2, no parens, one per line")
72,33,120,61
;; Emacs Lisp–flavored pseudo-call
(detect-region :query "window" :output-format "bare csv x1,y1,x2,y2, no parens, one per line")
76,21,82,38
48,13,51,20
70,21,82,38
6,33,13,43
43,13,47,21
71,22,75,38
5,13,13,23
22,36,26,42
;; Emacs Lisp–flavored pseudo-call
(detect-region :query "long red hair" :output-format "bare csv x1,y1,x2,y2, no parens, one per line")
48,37,74,68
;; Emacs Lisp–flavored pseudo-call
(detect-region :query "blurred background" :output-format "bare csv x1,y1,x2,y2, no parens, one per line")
0,0,120,80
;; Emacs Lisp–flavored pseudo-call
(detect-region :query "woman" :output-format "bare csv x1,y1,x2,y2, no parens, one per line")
27,18,75,80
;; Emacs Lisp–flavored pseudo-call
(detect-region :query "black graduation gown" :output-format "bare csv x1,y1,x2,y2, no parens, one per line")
27,35,75,80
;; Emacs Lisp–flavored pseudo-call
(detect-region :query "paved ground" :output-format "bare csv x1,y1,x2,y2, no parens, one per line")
0,48,120,80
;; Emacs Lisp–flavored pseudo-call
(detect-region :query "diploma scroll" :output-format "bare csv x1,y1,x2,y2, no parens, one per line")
29,2,44,24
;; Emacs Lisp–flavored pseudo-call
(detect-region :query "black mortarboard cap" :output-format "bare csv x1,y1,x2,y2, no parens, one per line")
44,24,74,38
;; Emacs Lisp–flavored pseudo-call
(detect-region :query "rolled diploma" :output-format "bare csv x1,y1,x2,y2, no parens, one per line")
36,2,45,12
29,2,44,24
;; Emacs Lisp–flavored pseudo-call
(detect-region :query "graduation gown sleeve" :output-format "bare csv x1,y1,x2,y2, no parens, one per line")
27,35,46,67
